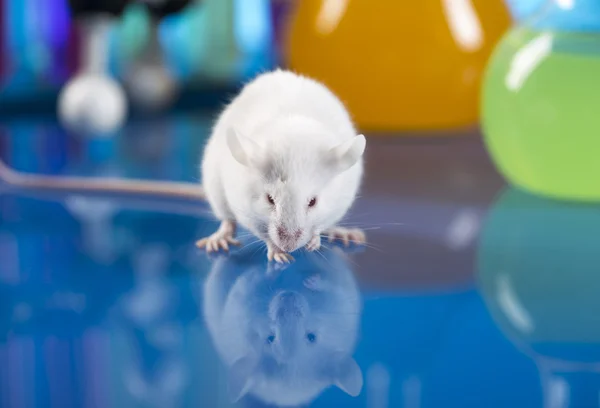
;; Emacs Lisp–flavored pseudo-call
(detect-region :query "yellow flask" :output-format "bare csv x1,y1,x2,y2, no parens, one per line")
286,0,511,132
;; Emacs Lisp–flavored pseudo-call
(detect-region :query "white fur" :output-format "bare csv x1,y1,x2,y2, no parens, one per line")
201,69,365,253
202,249,362,406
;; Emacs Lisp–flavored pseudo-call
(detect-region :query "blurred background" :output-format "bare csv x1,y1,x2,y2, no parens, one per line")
4,1,600,408
0,0,542,123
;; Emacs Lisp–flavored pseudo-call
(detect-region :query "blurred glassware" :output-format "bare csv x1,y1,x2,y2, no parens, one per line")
482,0,600,201
479,188,600,408
270,0,294,63
121,1,194,113
286,0,511,132
0,0,4,83
154,0,274,84
194,0,238,81
1,0,73,90
113,3,151,64
0,0,278,108
504,0,546,20
58,15,127,136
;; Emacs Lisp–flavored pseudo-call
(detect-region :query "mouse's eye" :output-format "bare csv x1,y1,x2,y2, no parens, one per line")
267,334,276,344
308,197,317,208
306,333,317,343
267,194,275,205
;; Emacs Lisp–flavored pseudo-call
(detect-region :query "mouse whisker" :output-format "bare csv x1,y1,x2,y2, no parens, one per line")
248,241,268,258
316,236,385,253
316,237,371,252
336,220,407,228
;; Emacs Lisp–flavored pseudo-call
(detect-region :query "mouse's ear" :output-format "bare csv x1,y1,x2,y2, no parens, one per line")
228,354,257,402
333,357,363,397
325,134,366,174
226,128,265,168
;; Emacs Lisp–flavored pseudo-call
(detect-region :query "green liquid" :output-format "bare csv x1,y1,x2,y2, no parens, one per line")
482,27,600,201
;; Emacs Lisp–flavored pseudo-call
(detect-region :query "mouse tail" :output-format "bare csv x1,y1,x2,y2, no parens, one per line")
0,159,205,201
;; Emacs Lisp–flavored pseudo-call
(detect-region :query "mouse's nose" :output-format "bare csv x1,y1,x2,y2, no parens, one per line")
277,227,289,240
277,227,303,241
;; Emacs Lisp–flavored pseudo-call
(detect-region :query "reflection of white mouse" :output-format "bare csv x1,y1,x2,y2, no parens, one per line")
197,69,367,263
202,248,363,406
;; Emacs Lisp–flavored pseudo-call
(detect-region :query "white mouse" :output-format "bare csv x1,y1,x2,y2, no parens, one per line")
197,69,366,263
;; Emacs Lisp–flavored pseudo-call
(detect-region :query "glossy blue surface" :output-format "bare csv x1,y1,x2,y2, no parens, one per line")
0,116,598,408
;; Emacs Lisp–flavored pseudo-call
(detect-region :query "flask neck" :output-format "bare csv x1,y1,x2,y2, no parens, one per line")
530,0,600,31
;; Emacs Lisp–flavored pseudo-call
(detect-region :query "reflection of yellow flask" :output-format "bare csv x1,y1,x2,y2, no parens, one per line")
286,0,511,132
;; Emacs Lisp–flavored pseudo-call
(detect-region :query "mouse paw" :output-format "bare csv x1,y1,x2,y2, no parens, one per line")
274,252,294,264
267,243,294,264
196,220,240,253
266,261,289,278
326,227,366,247
303,274,325,291
306,235,321,252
